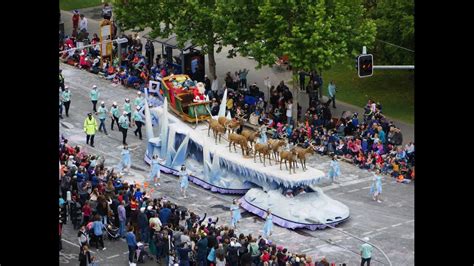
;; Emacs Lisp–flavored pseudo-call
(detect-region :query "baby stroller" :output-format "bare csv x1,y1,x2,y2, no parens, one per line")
135,242,150,263
105,223,120,240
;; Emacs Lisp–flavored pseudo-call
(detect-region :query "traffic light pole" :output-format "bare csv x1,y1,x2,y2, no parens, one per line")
361,46,415,72
373,65,414,70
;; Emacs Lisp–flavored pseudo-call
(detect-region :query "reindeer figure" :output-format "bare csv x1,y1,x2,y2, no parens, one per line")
280,148,297,174
254,142,272,166
212,123,226,144
294,144,315,171
268,139,287,162
241,129,260,149
225,119,242,134
217,116,229,127
228,133,251,156
208,118,221,136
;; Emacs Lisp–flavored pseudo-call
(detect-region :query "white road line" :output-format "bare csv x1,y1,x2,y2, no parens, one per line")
316,244,328,249
107,254,120,259
405,219,414,224
347,189,360,193
362,186,371,189
362,231,373,235
392,223,403,227
375,227,388,231
301,248,312,252
62,239,96,254
123,251,129,254
321,176,377,191
334,192,345,196
346,237,352,240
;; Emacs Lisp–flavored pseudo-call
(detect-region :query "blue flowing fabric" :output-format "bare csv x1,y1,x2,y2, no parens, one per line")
263,214,273,237
230,204,241,226
370,175,383,195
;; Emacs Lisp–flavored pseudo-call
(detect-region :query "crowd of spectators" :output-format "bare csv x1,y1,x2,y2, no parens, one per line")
59,136,343,265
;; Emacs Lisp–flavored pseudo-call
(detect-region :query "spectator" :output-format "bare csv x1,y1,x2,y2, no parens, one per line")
79,14,88,32
72,10,80,31
102,2,112,20
91,214,106,250
126,226,137,264
286,100,293,125
327,81,337,108
360,237,373,266
78,245,93,266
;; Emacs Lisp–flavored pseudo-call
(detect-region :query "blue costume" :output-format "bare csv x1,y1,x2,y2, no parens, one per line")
230,204,241,227
179,169,189,189
119,149,131,171
258,126,268,144
149,158,161,180
328,160,341,181
370,175,383,196
263,214,273,238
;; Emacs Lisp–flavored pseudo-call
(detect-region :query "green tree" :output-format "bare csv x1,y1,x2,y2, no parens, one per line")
365,0,414,65
232,0,377,124
112,0,259,80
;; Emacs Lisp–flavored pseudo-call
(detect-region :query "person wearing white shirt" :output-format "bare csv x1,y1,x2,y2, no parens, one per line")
211,75,219,99
264,76,272,101
79,14,88,32
286,100,293,125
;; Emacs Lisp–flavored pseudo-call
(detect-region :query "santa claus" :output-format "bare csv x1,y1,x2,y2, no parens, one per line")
192,82,206,102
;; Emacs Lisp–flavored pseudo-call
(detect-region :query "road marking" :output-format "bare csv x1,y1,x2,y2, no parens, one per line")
362,186,371,189
301,248,312,252
123,251,129,254
316,244,328,249
362,231,373,235
405,219,414,224
62,239,96,254
107,254,120,259
334,192,345,196
392,223,403,227
346,237,352,240
347,189,360,193
375,227,388,231
321,176,377,191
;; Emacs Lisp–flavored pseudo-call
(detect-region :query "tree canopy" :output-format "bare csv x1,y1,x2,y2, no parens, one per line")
366,0,414,65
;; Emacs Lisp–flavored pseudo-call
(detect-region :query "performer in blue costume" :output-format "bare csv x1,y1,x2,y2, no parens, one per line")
119,145,131,174
149,154,162,187
230,199,241,229
370,169,383,203
179,164,190,198
263,209,273,238
258,125,268,144
328,156,341,183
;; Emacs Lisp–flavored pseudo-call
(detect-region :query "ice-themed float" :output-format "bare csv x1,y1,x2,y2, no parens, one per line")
142,75,350,229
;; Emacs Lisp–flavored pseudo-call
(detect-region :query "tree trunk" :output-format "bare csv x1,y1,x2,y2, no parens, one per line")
207,44,217,80
292,70,298,127
318,67,323,99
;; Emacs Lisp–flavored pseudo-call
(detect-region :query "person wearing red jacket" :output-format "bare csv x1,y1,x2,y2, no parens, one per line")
82,201,92,226
72,10,80,30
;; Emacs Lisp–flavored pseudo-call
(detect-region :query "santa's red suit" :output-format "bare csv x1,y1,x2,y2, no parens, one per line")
192,87,204,100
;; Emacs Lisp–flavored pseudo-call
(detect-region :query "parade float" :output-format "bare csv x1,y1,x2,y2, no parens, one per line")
142,75,350,229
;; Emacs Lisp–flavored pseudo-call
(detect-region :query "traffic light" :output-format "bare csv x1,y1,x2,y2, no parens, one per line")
358,54,373,78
